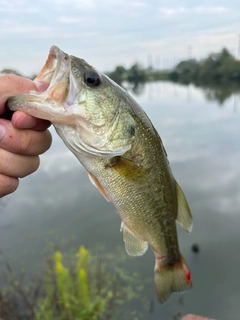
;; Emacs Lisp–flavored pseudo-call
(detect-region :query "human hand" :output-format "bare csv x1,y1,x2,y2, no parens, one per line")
0,74,52,197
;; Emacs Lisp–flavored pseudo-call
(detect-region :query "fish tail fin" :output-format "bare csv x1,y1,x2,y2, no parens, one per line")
154,255,192,303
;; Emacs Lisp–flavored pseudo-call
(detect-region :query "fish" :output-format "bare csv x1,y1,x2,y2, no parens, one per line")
7,45,193,303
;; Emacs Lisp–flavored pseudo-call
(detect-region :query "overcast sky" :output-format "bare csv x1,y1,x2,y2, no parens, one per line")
0,0,239,76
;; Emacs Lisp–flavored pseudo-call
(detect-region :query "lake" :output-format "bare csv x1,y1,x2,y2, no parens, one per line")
0,81,240,319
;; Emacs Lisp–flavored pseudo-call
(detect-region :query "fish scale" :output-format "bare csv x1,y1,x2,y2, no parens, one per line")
8,45,193,303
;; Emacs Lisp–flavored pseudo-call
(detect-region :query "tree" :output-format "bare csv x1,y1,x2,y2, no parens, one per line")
107,66,127,85
127,63,147,84
0,68,22,76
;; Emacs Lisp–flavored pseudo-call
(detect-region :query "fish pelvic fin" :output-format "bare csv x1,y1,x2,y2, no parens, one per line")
87,172,110,202
154,255,192,304
176,181,193,233
121,222,148,256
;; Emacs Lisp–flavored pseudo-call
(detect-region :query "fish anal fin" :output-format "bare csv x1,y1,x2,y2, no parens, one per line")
176,181,193,233
87,172,110,202
121,222,148,256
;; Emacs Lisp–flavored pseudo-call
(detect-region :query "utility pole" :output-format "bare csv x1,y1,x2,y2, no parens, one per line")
156,55,160,70
238,34,240,59
188,45,192,60
148,54,153,70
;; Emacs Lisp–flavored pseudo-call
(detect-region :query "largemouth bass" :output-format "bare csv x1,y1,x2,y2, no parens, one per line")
8,46,193,303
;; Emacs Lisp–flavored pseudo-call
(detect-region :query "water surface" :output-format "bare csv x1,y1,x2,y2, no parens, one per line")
0,82,240,319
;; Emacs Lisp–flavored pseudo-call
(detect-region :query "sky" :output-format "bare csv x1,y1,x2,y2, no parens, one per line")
0,0,240,76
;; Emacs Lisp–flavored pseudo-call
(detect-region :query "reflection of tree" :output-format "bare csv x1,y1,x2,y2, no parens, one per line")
130,82,145,96
198,83,240,105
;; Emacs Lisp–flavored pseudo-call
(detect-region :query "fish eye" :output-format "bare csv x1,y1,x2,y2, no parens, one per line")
84,71,101,87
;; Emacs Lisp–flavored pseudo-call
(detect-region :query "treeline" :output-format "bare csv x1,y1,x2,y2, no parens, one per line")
0,68,37,80
107,63,149,85
168,48,240,86
107,48,240,88
107,64,172,85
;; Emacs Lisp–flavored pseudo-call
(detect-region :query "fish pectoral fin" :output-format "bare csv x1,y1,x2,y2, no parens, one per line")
109,156,147,183
175,181,193,233
121,222,148,256
87,172,110,202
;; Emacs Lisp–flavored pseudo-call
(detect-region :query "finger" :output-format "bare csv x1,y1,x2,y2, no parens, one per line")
11,111,51,131
0,75,38,112
0,119,52,156
0,148,40,178
0,174,19,198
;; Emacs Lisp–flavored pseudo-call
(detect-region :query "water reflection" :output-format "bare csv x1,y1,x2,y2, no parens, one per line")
126,80,240,109
199,84,240,105
0,82,240,319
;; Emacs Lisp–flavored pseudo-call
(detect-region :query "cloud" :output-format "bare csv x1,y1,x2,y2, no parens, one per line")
0,19,98,39
57,16,97,25
0,0,38,13
158,6,231,16
0,21,51,37
127,1,148,8
41,0,96,11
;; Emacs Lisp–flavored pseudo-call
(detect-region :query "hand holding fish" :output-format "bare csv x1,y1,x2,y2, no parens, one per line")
0,74,52,197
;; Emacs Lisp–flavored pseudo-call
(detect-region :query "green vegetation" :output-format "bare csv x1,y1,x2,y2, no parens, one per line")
0,68,22,76
107,48,240,85
107,63,148,85
0,246,144,320
107,63,170,86
170,48,240,85
107,48,240,103
167,48,240,104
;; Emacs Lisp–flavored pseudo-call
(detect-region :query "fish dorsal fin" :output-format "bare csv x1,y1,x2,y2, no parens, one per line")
121,222,148,256
175,182,193,233
87,172,110,202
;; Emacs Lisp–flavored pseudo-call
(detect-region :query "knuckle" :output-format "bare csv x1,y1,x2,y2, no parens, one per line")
0,174,19,197
18,156,40,178
29,156,40,174
16,130,52,156
39,130,52,154
17,132,35,154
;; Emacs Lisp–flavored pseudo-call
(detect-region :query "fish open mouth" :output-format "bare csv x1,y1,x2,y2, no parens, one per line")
35,45,71,104
7,46,80,125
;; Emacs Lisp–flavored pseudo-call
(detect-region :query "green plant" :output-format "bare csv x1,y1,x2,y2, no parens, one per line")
0,247,144,320
35,246,143,320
